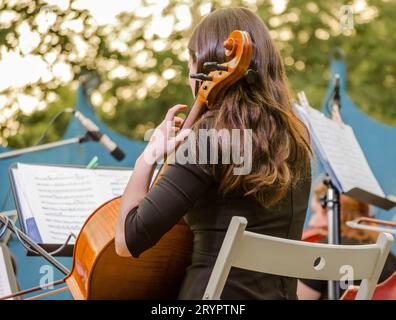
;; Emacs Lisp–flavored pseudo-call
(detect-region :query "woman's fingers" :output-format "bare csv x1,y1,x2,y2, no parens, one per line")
175,129,191,142
173,116,184,125
165,104,188,121
172,126,180,133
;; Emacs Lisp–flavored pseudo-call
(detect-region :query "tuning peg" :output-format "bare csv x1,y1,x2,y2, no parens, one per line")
244,69,259,84
203,62,229,72
189,73,213,81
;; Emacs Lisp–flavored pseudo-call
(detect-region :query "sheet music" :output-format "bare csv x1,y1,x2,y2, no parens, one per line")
0,246,13,299
295,104,385,197
15,164,132,244
13,169,34,231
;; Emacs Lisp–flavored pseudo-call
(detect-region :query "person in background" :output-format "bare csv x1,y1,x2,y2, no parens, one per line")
297,181,396,300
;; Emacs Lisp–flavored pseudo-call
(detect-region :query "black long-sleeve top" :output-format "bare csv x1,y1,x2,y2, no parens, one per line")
124,148,311,299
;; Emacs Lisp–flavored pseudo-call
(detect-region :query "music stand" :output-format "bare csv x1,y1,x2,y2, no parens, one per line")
295,92,396,300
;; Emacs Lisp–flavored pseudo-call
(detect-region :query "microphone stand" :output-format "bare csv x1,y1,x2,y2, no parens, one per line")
0,214,70,300
0,133,90,160
0,215,69,275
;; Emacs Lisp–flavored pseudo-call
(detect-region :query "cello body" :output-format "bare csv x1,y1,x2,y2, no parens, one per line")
65,197,193,299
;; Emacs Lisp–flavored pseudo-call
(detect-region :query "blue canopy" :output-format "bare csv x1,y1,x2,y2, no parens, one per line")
321,59,396,221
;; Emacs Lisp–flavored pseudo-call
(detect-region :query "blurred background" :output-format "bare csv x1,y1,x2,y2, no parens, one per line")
0,0,395,148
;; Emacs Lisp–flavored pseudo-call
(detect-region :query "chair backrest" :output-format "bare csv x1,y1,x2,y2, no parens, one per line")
341,271,396,300
203,216,394,300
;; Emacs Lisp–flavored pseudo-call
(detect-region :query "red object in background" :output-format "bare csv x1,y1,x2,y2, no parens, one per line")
341,271,396,300
302,227,327,243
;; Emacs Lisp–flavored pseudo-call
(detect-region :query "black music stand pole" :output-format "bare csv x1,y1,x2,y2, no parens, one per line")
323,74,342,300
322,176,341,300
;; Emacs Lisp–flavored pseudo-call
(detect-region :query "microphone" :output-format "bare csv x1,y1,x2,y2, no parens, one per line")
72,110,125,161
333,74,341,109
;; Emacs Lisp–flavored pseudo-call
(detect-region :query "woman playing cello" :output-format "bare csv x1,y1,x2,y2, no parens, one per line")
115,7,312,299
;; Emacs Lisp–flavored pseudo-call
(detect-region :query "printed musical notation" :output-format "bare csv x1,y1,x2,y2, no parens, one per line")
295,104,385,199
14,164,132,244
308,106,384,197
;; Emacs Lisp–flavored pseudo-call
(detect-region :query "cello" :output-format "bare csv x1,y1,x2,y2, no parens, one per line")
64,30,253,299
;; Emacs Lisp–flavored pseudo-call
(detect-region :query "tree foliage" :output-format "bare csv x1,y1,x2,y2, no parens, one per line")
1,0,395,148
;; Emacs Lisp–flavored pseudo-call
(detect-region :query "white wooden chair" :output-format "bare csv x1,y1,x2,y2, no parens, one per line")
203,216,394,300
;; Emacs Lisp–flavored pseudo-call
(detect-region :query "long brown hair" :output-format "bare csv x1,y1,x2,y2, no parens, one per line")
188,8,311,207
